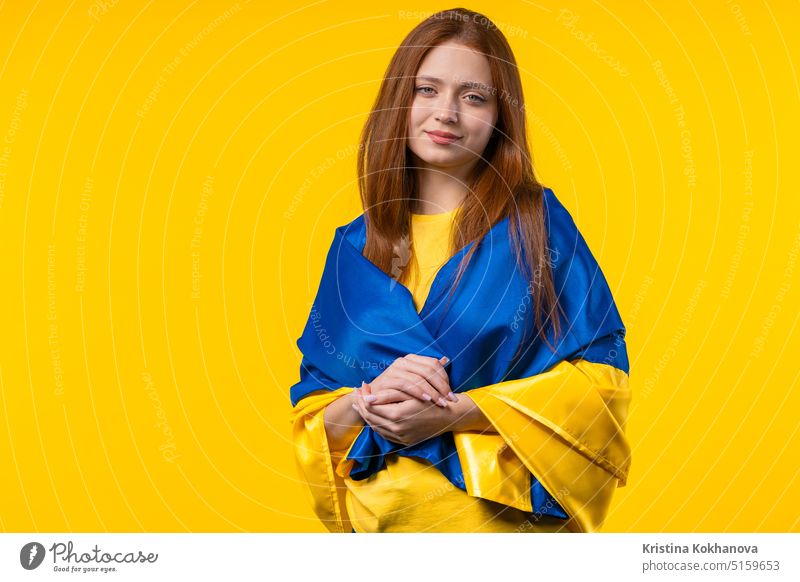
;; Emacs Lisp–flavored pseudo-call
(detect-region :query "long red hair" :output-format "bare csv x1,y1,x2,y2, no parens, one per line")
357,7,563,352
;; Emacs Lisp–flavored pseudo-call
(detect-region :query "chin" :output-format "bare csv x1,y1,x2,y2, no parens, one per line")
420,157,464,170
416,148,468,167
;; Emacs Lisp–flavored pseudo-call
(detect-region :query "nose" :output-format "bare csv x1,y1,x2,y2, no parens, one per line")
434,96,458,123
435,108,457,123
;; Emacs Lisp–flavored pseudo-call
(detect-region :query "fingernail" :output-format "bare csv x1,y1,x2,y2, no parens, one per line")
447,392,458,402
364,395,377,403
442,356,450,364
437,398,448,407
422,393,432,402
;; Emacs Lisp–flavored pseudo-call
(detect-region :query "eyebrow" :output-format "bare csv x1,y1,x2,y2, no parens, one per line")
415,75,495,93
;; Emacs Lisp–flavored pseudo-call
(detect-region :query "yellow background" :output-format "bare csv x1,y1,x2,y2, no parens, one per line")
0,0,798,532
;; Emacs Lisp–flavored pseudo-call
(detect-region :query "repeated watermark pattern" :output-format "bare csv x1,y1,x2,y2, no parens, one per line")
515,485,571,531
652,59,696,191
556,9,630,77
422,473,466,503
397,9,529,40
451,72,528,114
284,142,363,221
308,303,397,373
720,149,754,300
530,111,573,173
136,3,244,119
47,245,65,397
142,371,180,463
510,246,560,332
642,279,708,398
191,175,214,300
87,0,121,22
0,87,29,209
751,223,800,358
627,275,655,334
75,176,93,294
725,0,753,38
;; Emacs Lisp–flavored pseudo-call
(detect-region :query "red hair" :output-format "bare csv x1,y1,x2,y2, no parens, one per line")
357,7,563,353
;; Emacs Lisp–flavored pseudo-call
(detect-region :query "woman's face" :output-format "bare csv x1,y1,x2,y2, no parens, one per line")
407,40,499,176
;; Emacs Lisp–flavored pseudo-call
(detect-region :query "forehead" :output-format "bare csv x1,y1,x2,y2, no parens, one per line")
415,41,493,85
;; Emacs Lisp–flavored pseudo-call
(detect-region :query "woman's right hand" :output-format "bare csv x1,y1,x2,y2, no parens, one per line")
361,354,456,407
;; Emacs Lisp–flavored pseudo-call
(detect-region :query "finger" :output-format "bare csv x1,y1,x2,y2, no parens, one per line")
436,355,458,402
365,399,436,427
351,399,365,419
361,401,406,422
366,418,404,444
360,405,398,431
400,355,450,392
361,380,372,395
403,354,449,364
351,391,371,419
379,370,438,404
399,355,456,402
389,371,449,406
366,388,410,405
352,390,382,419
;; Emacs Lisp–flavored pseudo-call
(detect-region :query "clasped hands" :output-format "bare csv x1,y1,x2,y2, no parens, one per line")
350,354,469,447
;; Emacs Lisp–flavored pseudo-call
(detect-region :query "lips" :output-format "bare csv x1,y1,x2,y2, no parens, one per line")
425,130,462,144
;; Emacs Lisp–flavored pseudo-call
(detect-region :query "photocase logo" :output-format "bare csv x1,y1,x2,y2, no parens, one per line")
16,540,158,573
19,542,46,570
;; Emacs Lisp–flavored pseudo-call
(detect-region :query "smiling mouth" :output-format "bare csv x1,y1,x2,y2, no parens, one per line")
425,131,462,145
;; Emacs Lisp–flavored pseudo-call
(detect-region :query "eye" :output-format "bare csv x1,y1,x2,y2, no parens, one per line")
465,93,486,104
415,86,435,95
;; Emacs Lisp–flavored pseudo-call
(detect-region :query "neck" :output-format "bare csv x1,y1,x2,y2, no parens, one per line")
412,164,473,214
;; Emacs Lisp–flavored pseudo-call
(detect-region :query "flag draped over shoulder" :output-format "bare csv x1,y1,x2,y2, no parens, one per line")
290,188,632,532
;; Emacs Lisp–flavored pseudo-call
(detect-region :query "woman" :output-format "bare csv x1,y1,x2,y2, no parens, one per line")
290,8,631,533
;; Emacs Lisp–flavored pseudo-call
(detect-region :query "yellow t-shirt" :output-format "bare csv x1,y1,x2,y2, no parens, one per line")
401,207,458,311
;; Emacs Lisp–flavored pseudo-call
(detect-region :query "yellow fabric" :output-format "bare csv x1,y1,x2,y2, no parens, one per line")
462,359,631,532
342,455,565,533
290,387,358,533
290,207,632,532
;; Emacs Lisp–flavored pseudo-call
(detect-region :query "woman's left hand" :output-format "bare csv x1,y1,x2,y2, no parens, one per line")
352,392,459,446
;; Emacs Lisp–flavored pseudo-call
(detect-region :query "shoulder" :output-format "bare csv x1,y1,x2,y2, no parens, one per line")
539,186,586,273
540,187,627,338
332,212,367,253
542,186,578,237
544,188,607,300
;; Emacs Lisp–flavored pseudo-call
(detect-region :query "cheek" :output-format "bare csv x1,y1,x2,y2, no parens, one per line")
408,100,428,128
467,111,497,145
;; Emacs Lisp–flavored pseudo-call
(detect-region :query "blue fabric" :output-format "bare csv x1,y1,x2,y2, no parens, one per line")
290,188,628,522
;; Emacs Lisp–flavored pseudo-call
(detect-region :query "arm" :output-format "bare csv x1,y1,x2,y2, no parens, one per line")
323,389,365,451
449,393,496,433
